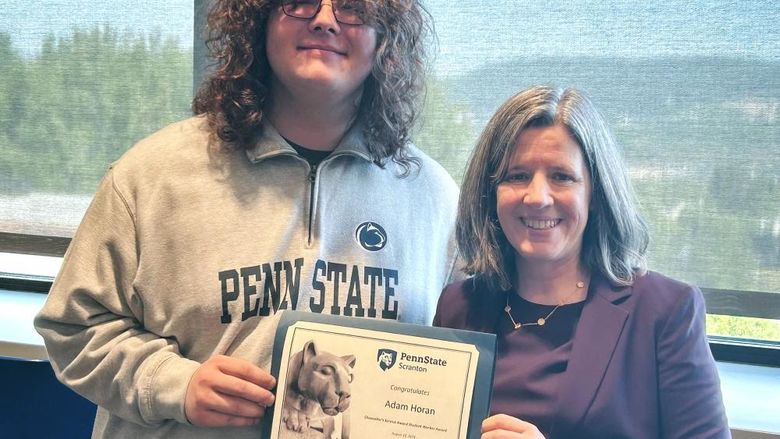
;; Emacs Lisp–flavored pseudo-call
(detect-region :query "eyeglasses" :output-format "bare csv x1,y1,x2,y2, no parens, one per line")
280,0,367,26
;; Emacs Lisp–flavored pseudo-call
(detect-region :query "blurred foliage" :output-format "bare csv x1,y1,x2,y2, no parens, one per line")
414,77,476,184
0,27,192,194
0,29,778,342
707,314,780,341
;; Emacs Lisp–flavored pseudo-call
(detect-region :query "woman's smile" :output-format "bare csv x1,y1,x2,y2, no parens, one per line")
521,217,562,230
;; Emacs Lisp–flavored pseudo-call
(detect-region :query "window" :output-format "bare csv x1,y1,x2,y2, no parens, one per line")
1,1,778,347
415,0,780,344
0,0,194,242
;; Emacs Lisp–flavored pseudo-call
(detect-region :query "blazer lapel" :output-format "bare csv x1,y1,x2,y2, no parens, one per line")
552,276,631,436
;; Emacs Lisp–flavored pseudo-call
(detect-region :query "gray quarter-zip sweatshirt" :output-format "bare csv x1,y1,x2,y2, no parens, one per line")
35,116,461,438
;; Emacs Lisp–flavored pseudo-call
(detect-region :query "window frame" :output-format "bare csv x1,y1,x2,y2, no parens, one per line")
0,0,778,368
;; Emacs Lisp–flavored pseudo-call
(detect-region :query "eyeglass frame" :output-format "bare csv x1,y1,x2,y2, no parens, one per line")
279,0,368,26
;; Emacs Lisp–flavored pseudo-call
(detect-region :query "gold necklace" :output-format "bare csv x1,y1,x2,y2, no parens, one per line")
504,281,585,330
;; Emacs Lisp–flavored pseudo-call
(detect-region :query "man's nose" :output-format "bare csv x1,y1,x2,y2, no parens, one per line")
308,0,341,34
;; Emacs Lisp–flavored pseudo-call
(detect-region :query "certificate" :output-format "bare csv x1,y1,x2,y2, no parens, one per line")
262,311,496,439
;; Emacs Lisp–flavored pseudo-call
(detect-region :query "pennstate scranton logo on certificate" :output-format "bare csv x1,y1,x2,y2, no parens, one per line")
377,348,397,371
267,318,484,439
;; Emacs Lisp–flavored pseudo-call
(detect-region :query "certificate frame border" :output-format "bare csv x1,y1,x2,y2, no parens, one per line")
262,311,496,439
279,325,475,438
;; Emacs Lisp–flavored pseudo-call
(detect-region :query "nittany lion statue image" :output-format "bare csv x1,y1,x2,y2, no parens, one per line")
282,340,356,439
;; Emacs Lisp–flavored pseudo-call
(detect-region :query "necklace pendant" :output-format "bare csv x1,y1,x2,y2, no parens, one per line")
505,279,585,331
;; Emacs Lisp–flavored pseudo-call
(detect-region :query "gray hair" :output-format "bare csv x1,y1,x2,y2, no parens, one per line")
458,85,648,290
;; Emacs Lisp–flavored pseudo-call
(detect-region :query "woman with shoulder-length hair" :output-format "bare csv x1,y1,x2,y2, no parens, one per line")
435,85,730,438
36,1,462,438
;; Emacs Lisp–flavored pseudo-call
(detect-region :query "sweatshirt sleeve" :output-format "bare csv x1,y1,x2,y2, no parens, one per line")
34,168,201,427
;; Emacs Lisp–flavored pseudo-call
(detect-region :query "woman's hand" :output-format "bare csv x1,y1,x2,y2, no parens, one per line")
481,414,545,438
184,355,276,427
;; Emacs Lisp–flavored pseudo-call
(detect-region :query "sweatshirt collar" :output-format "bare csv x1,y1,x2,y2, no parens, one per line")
245,119,373,164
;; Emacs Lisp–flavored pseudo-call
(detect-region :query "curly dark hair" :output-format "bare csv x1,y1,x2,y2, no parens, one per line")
193,0,431,171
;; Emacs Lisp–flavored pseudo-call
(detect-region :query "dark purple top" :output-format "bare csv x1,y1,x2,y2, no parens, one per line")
492,294,586,437
434,274,730,438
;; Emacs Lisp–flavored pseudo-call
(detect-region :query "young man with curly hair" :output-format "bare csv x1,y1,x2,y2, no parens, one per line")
35,1,460,437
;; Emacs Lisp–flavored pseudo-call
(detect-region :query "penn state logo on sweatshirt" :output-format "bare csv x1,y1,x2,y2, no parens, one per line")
355,221,387,251
217,220,399,324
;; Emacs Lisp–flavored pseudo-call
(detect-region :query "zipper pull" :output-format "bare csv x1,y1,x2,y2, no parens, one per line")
309,164,317,183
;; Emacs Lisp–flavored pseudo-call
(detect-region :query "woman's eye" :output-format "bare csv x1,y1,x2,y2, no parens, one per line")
320,366,334,375
552,172,575,182
503,173,529,183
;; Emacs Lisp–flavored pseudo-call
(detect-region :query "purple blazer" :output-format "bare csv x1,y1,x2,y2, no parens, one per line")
433,271,730,438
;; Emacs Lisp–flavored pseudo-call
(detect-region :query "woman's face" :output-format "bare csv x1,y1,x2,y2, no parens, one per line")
265,1,378,101
496,124,592,268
